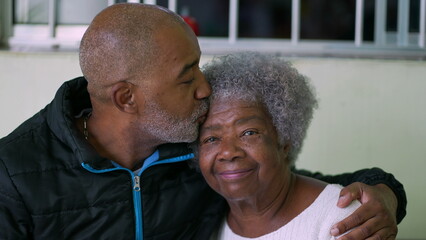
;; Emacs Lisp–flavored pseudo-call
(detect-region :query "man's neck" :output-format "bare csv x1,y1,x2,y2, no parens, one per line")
82,112,162,171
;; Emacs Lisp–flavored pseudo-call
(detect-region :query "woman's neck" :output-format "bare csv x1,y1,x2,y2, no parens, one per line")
226,173,297,238
226,174,326,238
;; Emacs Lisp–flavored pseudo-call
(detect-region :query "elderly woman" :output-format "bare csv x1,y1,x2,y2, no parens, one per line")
197,52,361,239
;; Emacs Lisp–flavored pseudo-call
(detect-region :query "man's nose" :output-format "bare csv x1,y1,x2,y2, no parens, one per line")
194,70,211,100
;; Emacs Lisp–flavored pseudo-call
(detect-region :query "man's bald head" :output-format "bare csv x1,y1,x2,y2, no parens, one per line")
79,3,189,101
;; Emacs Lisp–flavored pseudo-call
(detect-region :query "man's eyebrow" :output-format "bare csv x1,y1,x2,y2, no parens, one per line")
178,59,199,78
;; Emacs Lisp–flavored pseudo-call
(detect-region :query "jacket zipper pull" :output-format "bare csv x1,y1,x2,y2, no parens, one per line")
134,176,141,192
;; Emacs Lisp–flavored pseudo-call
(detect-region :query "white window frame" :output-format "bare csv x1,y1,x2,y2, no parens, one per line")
3,0,426,59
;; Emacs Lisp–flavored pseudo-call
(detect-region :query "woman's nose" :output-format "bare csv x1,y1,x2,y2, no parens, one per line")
216,138,245,162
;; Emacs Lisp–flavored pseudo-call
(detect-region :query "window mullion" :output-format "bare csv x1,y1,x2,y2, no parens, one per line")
291,0,300,45
374,0,387,46
229,0,238,44
168,0,177,12
355,0,364,46
419,0,426,48
48,0,56,38
22,0,30,23
0,0,13,46
397,0,410,46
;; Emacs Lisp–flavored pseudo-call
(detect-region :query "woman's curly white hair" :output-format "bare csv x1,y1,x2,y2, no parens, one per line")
201,51,318,165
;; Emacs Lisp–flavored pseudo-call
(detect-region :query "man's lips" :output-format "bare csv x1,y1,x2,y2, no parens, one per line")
218,168,254,180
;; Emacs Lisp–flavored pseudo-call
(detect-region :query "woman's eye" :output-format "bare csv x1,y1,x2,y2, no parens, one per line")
202,136,218,144
242,130,258,136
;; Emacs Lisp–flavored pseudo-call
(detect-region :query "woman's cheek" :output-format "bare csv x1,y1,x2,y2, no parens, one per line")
200,143,216,159
199,145,214,171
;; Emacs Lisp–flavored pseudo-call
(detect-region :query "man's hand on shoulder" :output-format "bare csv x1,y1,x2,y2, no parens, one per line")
331,182,398,240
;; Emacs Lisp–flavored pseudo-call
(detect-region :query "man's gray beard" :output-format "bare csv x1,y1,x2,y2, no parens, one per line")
143,100,208,143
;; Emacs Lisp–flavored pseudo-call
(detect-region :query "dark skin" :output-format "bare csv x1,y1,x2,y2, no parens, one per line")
78,3,399,239
333,183,398,239
199,99,358,237
79,5,210,171
199,99,398,239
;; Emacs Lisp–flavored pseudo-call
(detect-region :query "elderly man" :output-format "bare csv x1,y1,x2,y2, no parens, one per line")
0,3,405,240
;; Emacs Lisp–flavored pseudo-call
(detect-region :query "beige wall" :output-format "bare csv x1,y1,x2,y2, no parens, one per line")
0,51,425,239
291,58,426,239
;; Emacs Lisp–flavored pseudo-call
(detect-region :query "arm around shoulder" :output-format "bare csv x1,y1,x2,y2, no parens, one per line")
294,167,406,223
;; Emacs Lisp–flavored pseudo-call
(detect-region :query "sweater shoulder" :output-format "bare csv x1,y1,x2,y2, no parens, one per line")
311,184,361,239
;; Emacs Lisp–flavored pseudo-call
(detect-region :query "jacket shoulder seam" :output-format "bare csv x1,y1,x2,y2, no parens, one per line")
0,121,45,150
31,199,130,218
9,164,83,177
0,187,24,204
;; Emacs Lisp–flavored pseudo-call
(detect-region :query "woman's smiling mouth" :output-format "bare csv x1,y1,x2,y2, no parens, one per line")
218,168,254,180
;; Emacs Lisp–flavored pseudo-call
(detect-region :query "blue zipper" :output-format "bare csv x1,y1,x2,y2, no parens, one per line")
81,152,194,240
81,163,143,240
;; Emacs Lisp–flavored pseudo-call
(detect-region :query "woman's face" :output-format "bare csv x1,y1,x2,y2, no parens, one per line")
198,99,290,201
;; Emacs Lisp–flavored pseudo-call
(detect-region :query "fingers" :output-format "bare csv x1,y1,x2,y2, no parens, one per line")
337,183,363,208
331,206,372,237
336,221,398,240
332,183,399,240
333,182,399,239
364,229,397,240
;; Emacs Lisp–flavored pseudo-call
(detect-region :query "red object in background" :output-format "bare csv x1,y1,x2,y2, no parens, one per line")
182,15,199,36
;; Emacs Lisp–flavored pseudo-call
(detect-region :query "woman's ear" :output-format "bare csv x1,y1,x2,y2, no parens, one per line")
283,143,291,154
110,81,139,114
280,142,291,162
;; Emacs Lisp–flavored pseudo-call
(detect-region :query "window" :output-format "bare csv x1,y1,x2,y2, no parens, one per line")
14,0,108,24
3,0,426,59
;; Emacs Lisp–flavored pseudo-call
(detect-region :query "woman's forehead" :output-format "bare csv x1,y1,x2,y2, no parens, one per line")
204,99,271,127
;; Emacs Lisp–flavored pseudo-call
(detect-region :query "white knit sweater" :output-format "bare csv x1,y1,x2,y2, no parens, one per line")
216,184,361,240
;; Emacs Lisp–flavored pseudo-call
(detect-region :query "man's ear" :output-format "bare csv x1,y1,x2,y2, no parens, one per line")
110,82,140,114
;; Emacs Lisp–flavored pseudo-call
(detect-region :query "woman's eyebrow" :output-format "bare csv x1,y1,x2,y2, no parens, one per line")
201,115,264,132
235,115,264,126
201,124,222,132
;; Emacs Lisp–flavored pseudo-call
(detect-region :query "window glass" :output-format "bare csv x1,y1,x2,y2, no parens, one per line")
409,0,420,32
386,0,420,33
239,0,291,39
300,0,358,40
57,0,108,25
14,0,48,24
10,0,423,43
176,0,228,37
362,0,375,41
156,0,168,8
300,0,420,42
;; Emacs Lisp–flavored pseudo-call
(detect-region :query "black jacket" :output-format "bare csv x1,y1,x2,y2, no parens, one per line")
0,77,226,239
0,77,406,239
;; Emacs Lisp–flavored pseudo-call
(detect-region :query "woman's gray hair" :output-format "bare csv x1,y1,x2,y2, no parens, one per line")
201,51,317,165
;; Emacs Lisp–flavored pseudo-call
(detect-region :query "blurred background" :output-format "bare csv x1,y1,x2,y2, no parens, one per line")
1,1,425,239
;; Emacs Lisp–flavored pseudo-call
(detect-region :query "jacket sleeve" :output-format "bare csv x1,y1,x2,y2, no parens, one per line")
0,158,32,239
293,167,407,224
